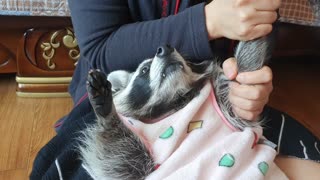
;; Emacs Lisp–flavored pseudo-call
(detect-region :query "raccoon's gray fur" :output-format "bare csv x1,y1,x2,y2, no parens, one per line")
79,34,274,180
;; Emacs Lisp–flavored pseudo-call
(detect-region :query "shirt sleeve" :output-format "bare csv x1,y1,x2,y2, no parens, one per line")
68,0,213,73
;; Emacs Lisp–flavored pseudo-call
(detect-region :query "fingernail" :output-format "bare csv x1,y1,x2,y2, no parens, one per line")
223,58,237,80
226,69,234,79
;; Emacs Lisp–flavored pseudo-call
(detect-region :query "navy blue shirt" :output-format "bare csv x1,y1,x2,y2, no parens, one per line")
68,0,226,104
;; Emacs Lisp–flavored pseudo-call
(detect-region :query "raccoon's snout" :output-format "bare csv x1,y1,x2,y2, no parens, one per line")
156,45,174,57
162,62,184,77
154,45,185,78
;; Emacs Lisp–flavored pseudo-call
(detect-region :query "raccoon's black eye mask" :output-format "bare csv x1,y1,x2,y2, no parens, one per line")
139,62,152,76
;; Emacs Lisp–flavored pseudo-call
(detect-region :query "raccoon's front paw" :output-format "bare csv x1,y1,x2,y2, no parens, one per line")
87,69,113,117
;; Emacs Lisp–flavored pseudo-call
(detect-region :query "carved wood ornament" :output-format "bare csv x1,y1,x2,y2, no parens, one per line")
41,28,80,70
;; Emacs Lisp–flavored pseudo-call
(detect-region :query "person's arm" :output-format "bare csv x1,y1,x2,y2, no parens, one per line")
204,0,279,121
68,0,213,72
205,0,280,41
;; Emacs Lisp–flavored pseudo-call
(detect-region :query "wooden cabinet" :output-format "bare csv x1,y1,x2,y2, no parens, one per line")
16,27,80,97
0,42,17,73
0,16,78,97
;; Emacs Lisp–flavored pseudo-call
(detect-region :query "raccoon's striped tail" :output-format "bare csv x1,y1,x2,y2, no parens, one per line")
214,33,276,130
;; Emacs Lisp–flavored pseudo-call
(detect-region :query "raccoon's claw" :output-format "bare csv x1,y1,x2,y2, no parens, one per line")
87,69,111,97
87,70,113,117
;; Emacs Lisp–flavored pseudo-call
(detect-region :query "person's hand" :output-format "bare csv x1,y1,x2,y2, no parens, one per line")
223,58,273,120
205,0,280,41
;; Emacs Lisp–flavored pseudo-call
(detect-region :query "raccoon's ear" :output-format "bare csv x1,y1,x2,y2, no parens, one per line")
107,70,133,93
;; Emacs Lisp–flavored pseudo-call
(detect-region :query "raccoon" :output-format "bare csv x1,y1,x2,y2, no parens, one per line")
79,36,275,180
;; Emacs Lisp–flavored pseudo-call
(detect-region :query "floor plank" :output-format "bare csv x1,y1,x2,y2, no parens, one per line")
0,74,73,179
0,76,33,171
0,169,28,180
27,98,73,176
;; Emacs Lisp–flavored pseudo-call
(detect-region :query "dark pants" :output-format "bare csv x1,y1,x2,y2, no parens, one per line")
263,106,320,162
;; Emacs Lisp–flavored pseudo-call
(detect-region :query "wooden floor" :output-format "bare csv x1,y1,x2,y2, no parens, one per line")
0,75,73,180
0,56,319,179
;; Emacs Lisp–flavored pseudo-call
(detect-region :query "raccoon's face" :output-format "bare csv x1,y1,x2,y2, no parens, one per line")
108,45,214,122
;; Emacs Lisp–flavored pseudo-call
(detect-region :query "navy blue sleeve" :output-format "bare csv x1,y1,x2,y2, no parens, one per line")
68,0,213,72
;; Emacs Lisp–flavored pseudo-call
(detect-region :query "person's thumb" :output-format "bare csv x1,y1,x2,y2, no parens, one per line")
222,58,238,80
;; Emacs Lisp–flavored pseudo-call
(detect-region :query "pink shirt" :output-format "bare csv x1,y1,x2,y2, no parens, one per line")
120,82,288,180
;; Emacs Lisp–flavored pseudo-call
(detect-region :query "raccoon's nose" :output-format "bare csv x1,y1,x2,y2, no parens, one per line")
156,45,174,57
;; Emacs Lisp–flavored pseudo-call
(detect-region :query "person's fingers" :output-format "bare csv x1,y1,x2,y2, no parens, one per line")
251,11,278,25
229,92,268,111
229,82,272,100
246,24,273,40
223,58,238,80
251,0,281,11
236,66,273,84
235,9,276,41
232,106,262,121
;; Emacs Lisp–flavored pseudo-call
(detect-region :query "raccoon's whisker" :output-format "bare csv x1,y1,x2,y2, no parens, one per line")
148,106,153,119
